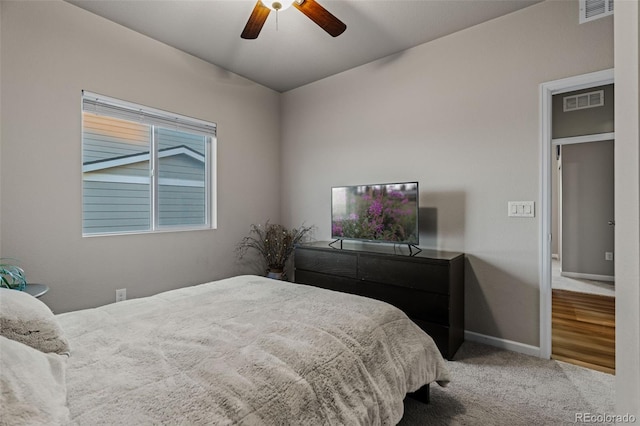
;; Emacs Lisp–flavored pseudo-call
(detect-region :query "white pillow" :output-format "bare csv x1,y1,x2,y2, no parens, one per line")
0,336,71,425
0,288,70,354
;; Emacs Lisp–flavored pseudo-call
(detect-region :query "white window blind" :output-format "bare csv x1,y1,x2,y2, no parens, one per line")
82,91,216,138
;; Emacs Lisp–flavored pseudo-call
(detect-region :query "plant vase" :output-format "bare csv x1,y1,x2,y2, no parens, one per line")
236,221,315,283
266,269,284,280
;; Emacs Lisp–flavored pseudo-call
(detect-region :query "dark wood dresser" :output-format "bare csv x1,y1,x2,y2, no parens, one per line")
294,241,464,359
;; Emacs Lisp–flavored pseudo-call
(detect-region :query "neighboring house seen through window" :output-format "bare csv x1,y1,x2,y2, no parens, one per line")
82,92,216,236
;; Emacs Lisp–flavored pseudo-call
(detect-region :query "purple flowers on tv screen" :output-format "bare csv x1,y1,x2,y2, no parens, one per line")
331,182,419,244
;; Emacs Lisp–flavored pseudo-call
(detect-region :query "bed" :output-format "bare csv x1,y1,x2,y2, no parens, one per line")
0,275,450,425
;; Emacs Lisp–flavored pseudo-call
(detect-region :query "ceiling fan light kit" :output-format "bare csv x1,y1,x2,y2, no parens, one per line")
241,0,346,39
261,0,300,12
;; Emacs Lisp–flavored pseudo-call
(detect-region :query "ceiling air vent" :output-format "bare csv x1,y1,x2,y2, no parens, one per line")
563,90,605,112
579,0,613,24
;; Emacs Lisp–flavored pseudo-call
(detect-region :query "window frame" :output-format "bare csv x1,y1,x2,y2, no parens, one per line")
81,91,217,237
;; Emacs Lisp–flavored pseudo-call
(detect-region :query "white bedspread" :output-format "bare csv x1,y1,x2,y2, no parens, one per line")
57,275,450,425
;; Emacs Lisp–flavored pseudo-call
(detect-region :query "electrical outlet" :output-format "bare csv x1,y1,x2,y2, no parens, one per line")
115,288,127,302
605,252,614,261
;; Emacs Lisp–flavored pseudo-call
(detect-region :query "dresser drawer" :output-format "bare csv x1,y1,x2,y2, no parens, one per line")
363,281,451,325
295,270,361,295
295,248,357,279
296,271,450,326
358,255,450,294
412,319,457,360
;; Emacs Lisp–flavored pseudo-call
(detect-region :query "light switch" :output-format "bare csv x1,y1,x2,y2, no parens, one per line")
508,201,535,218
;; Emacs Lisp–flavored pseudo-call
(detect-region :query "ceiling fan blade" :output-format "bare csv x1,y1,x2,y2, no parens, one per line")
293,0,346,37
241,1,271,39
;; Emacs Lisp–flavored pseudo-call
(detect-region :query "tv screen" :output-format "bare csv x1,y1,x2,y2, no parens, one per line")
331,182,419,245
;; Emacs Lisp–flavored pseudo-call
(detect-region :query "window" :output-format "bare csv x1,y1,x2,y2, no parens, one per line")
82,91,216,236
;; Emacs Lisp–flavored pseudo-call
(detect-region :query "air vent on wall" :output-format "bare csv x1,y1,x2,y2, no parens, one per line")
579,0,614,24
563,90,605,112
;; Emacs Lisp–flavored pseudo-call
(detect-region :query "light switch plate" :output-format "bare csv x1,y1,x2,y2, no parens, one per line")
508,201,535,218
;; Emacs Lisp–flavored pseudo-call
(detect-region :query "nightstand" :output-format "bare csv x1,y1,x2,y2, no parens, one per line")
24,283,49,298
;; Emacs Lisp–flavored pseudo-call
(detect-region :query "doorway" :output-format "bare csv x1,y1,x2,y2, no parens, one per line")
550,84,615,373
539,69,615,363
551,138,615,373
553,139,615,294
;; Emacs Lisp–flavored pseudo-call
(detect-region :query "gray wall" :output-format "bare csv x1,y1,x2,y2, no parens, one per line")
0,1,282,313
0,0,640,417
561,141,614,277
1,0,638,416
0,3,3,258
281,0,613,348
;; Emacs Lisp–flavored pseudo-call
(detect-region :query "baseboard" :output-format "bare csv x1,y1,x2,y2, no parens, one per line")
464,330,541,358
560,271,615,282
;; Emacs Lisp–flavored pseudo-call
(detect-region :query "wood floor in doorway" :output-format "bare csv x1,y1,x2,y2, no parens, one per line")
552,289,615,374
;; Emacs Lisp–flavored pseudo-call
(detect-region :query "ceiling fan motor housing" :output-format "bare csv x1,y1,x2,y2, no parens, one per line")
261,0,304,11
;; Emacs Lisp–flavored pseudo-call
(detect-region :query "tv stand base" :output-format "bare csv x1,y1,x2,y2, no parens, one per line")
328,239,422,256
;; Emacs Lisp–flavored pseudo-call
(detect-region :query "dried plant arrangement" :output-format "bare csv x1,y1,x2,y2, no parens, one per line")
236,221,314,279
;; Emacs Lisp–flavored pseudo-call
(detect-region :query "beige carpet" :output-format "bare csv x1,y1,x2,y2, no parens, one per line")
400,341,615,425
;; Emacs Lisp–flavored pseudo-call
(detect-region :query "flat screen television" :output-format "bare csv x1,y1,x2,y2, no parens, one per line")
331,181,419,246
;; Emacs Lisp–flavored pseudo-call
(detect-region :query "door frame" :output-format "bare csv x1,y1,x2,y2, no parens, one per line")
539,68,614,359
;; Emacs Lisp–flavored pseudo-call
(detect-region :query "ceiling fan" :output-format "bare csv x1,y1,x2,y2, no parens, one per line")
241,0,347,39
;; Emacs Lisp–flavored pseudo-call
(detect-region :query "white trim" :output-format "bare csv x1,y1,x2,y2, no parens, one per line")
159,147,204,161
83,174,149,184
539,68,614,360
83,225,215,238
540,69,614,95
540,79,554,361
552,132,615,146
83,153,150,173
561,271,615,282
161,178,204,188
83,174,204,188
83,146,204,173
557,147,563,270
464,330,541,358
209,135,218,230
151,129,159,231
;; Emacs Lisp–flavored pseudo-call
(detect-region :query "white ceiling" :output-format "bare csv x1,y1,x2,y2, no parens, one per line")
66,0,542,93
